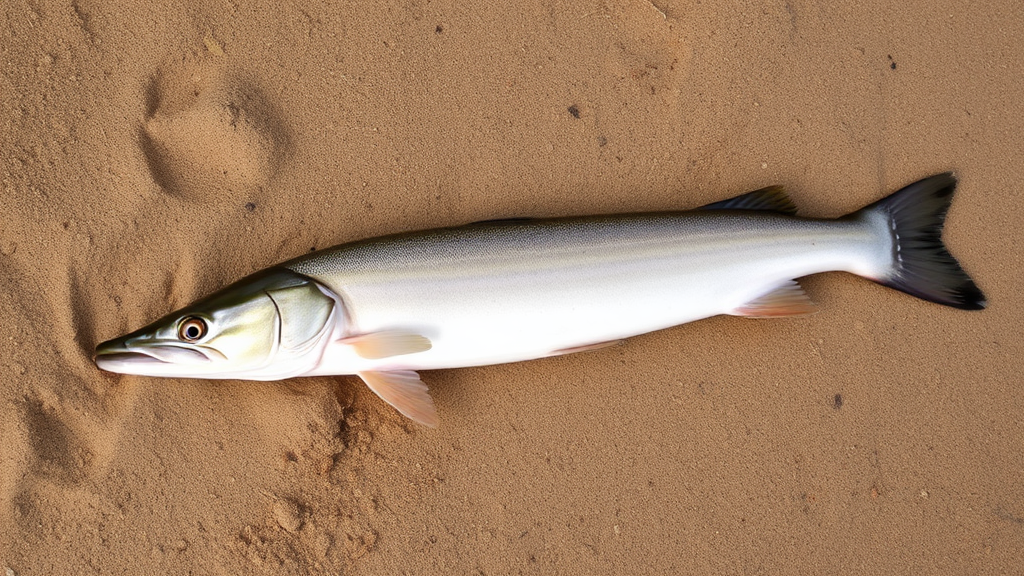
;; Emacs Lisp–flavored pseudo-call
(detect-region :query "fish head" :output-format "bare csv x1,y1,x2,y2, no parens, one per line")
94,268,340,380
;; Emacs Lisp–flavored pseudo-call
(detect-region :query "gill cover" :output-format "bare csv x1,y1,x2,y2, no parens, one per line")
95,268,340,380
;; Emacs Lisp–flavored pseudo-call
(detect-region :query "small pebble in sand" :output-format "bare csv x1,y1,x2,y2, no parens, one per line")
273,498,304,533
204,34,225,57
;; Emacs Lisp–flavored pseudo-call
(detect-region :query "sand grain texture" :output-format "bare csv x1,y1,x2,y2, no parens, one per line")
2,0,1022,574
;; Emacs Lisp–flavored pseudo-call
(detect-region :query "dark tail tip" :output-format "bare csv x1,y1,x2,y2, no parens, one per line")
862,172,986,310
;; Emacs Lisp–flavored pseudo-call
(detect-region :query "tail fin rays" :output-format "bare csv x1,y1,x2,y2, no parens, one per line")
854,173,985,310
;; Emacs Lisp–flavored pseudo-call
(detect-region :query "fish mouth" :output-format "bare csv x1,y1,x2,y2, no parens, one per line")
94,350,169,369
94,346,170,374
94,339,214,375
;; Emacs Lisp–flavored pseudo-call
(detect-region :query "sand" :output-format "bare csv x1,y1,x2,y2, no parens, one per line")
2,0,1022,573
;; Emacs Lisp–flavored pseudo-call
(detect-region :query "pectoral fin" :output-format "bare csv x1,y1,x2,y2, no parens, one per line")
341,330,432,359
732,280,817,317
358,370,438,427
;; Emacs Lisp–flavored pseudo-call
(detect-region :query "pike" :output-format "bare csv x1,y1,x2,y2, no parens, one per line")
95,173,985,426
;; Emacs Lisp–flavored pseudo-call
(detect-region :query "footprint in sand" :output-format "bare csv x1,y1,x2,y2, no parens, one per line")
140,55,289,196
18,382,131,487
21,398,95,485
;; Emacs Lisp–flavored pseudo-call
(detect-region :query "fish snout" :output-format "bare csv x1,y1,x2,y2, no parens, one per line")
94,336,211,374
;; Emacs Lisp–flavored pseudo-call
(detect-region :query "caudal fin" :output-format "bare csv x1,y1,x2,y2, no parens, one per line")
854,172,986,310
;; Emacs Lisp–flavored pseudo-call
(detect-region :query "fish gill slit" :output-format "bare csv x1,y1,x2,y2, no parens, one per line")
265,289,285,353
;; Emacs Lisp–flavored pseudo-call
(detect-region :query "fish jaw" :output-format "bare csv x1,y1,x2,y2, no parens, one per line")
94,335,223,377
94,350,172,374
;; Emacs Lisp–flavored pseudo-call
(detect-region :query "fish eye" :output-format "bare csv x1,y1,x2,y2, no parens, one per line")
178,317,208,342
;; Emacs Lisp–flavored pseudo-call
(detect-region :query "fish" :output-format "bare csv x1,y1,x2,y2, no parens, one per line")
94,173,985,427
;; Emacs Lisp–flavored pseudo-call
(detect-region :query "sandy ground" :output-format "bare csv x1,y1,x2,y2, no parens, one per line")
2,0,1023,574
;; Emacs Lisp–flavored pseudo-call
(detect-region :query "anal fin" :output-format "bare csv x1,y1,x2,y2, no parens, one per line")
358,370,438,427
732,280,817,318
553,339,624,356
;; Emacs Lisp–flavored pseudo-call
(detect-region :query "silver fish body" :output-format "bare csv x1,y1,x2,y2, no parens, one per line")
292,210,888,375
95,173,985,426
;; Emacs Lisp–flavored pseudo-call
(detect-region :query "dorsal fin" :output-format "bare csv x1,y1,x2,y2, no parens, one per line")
701,185,797,215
